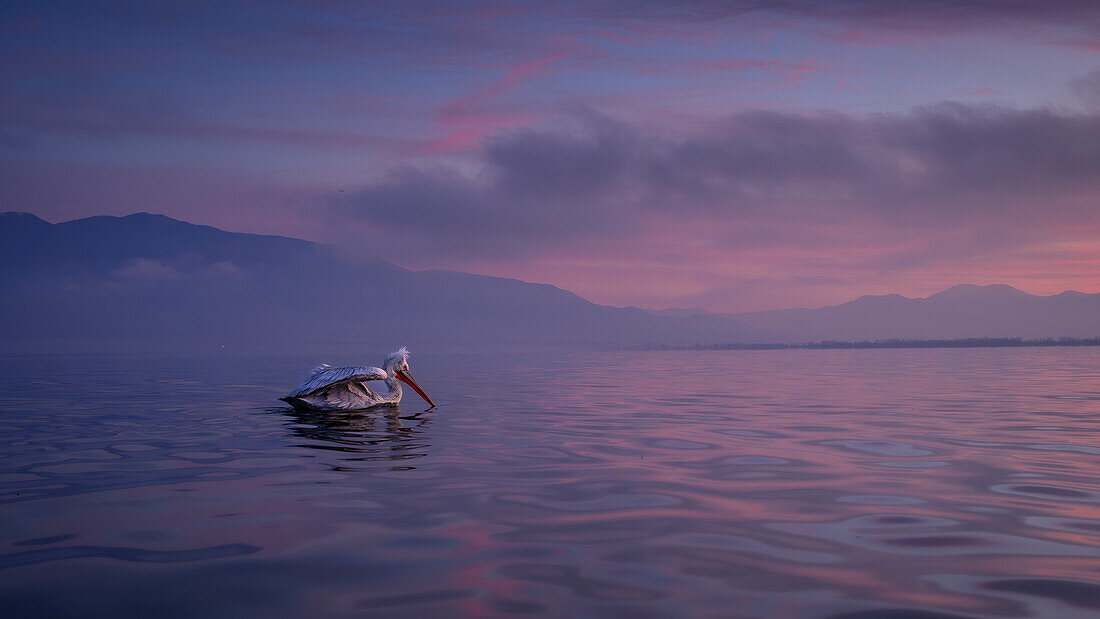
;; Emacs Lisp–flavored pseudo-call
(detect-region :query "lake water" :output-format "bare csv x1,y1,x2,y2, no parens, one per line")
2,347,1100,618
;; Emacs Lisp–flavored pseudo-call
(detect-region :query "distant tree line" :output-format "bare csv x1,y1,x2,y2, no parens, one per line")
640,337,1100,351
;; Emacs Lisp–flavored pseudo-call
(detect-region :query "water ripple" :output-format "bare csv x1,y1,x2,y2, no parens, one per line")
0,544,260,568
2,348,1100,617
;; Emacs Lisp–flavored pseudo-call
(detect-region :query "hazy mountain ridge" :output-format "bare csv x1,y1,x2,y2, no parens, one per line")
723,283,1100,342
0,212,765,352
2,212,1094,353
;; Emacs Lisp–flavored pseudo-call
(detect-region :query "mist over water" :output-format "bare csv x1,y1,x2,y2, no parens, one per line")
2,348,1100,618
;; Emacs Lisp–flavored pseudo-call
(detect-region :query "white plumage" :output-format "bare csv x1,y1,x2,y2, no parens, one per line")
281,347,434,411
287,364,388,398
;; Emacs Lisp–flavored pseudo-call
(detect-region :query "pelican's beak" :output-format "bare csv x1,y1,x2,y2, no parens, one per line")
395,369,435,408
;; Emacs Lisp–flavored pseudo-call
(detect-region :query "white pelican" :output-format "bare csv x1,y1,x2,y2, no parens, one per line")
280,347,435,411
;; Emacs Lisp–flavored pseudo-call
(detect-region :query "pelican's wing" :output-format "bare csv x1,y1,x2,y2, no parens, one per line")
287,364,387,397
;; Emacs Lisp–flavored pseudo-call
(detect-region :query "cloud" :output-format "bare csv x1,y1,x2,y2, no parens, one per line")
423,51,573,154
332,103,1100,267
1069,69,1100,110
112,258,179,281
660,104,1100,204
582,0,1100,49
110,257,244,283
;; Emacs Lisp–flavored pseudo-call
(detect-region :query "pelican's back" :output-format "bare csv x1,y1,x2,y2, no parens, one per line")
286,364,387,398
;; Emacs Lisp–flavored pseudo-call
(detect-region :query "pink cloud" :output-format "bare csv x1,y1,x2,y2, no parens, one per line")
443,51,570,113
421,111,544,155
421,51,571,154
332,104,1100,312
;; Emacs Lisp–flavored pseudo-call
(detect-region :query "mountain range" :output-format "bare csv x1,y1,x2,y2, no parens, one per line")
1,212,1096,353
727,284,1100,342
0,212,764,353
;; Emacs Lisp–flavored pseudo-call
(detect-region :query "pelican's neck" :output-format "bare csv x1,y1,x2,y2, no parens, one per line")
381,369,402,403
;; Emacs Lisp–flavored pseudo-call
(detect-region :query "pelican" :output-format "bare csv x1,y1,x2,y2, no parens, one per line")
280,347,435,411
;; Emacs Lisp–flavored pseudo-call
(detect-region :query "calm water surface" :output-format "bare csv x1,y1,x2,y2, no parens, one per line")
2,348,1100,618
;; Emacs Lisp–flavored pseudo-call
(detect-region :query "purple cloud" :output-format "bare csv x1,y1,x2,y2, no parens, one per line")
1070,69,1100,110
581,1,1100,48
7,1,1100,310
333,102,1100,260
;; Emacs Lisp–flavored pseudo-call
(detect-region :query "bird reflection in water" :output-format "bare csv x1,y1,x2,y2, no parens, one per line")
283,408,433,471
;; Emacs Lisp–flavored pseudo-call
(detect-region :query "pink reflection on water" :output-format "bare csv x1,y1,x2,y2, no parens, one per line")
4,348,1100,616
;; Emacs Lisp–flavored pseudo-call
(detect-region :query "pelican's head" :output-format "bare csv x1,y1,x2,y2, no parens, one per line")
383,346,435,408
383,346,411,373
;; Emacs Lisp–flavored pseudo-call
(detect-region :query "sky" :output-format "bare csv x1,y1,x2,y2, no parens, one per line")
3,0,1099,312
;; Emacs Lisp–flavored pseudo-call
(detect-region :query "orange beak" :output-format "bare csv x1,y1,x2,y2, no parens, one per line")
395,369,435,409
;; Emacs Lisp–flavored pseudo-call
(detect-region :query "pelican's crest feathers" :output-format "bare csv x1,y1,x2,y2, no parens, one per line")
384,346,410,368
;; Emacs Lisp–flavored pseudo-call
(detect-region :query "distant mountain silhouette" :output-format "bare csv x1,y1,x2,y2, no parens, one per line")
0,212,764,352
3,212,1095,353
725,284,1100,342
